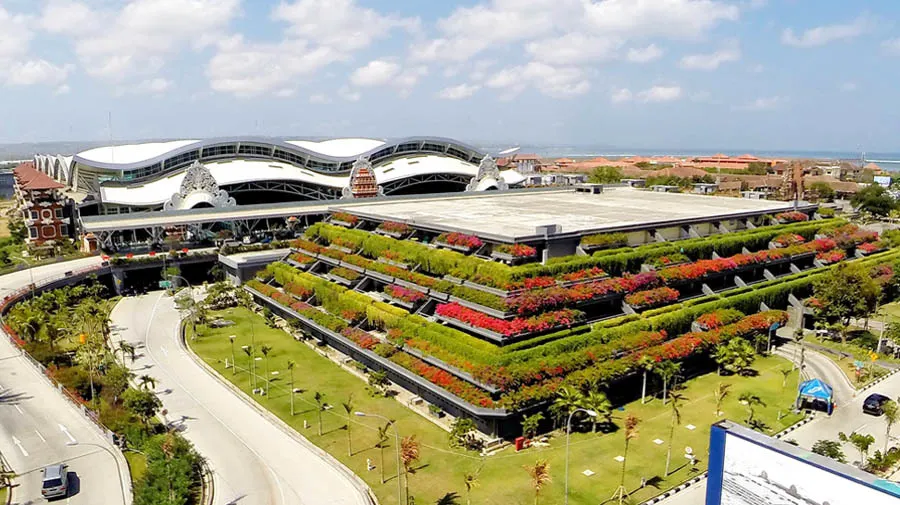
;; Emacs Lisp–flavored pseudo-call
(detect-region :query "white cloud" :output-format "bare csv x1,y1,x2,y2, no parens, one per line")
735,95,784,111
41,0,240,82
781,16,870,48
637,85,682,103
0,5,74,89
583,0,739,39
882,38,900,55
626,44,663,63
117,77,173,95
486,62,589,98
0,6,32,59
680,41,740,70
350,60,401,87
5,59,74,86
338,86,361,102
54,84,71,95
309,93,331,104
438,83,480,100
526,33,621,64
610,88,633,103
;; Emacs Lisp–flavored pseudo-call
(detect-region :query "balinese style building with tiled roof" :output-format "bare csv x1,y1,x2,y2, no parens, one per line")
13,162,72,245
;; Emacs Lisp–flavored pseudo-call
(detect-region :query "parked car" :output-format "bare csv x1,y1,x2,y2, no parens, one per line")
863,393,892,416
41,463,68,499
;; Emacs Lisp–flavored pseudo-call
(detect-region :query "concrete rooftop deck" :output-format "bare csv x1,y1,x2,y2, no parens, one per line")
336,187,802,241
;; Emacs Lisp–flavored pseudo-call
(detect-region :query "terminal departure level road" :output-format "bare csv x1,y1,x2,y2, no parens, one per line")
0,256,130,505
110,292,372,505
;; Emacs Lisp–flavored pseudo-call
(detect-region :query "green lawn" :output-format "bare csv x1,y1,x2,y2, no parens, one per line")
0,484,7,504
124,451,147,483
189,307,803,505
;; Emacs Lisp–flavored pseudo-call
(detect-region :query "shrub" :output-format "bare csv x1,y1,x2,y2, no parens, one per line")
436,232,483,250
330,267,361,281
580,232,628,248
377,221,411,234
696,309,745,330
384,284,426,304
494,244,538,258
625,287,680,310
332,212,359,225
775,211,809,223
436,302,583,337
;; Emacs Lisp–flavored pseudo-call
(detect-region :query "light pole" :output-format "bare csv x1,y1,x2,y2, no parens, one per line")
565,408,598,505
168,274,196,334
229,335,236,375
66,440,127,505
11,257,35,299
356,411,401,505
767,322,780,354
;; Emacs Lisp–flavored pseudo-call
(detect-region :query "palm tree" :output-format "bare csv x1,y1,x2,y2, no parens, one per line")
656,361,681,404
376,423,391,484
435,492,461,505
342,394,355,456
463,470,480,505
665,392,684,476
524,460,551,505
286,360,296,416
242,345,255,390
138,374,157,391
738,392,765,423
714,382,731,417
882,400,899,452
260,344,272,396
401,435,421,505
314,391,326,435
579,390,612,432
118,341,136,365
638,355,655,404
615,415,640,505
780,368,792,390
552,386,582,427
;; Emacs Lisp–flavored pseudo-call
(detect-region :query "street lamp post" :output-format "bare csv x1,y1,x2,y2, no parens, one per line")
565,408,598,505
356,411,401,505
229,335,236,375
12,257,35,300
168,274,196,334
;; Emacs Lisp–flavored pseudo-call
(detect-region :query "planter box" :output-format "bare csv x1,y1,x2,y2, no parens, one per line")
490,252,535,263
448,296,511,319
443,275,466,285
292,247,322,259
394,278,430,294
332,220,356,228
436,315,506,342
377,257,409,269
429,290,451,301
460,280,512,298
374,229,406,239
579,242,626,252
338,261,365,273
383,294,416,311
329,245,353,254
434,241,476,253
326,274,356,286
286,259,311,270
366,270,394,283
557,275,609,288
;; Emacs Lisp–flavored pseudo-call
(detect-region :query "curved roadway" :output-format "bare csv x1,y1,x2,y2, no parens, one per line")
0,256,130,505
110,291,372,505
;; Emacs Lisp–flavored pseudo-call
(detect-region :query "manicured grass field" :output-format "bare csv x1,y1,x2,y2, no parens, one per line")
0,484,7,504
124,451,147,483
189,307,803,505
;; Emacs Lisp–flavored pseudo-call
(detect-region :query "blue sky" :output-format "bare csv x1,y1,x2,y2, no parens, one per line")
1,0,899,151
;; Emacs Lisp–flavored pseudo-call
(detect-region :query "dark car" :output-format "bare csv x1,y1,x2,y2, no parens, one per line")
863,393,892,416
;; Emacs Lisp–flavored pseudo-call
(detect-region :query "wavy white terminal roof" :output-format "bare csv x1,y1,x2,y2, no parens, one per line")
284,138,385,157
78,140,201,164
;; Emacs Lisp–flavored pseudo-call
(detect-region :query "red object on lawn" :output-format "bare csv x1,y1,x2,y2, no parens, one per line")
149,251,156,256
515,437,526,451
126,253,134,259
182,248,189,253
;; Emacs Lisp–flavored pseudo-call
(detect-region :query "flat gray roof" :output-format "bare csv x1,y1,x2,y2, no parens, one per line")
334,187,807,241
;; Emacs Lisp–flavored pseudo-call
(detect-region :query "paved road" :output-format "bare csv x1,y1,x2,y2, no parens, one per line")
658,343,900,505
0,256,130,505
110,291,372,505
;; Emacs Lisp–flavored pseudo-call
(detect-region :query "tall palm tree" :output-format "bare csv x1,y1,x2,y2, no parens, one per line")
376,423,391,484
242,345,255,390
260,344,272,396
638,355,656,404
463,470,480,505
314,391,326,435
286,360,296,416
138,374,157,391
780,368,792,390
615,415,640,505
552,386,582,427
714,382,731,417
435,492,461,505
665,392,684,476
882,400,899,452
342,394,355,456
524,460,551,505
579,390,612,432
401,435,421,505
118,341,136,365
738,392,765,423
656,361,681,404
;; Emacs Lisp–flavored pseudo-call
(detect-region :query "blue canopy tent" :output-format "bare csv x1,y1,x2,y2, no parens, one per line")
796,378,834,415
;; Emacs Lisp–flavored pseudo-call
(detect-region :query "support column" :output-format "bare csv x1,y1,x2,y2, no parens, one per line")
111,268,126,295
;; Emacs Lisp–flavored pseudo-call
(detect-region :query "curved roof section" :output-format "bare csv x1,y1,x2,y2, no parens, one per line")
285,138,385,157
72,136,485,174
79,140,201,164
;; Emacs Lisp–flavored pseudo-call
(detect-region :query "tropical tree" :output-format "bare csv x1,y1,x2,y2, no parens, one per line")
342,394,355,456
551,386,583,427
463,469,480,505
286,360,296,416
579,391,612,432
851,183,896,217
839,431,875,466
523,460,551,505
375,423,391,484
714,382,731,417
588,166,623,184
615,415,640,504
314,391,326,436
118,341,136,365
637,355,655,404
123,388,162,427
242,345,256,390
665,392,684,476
401,435,421,505
882,400,899,452
435,492,461,505
260,344,272,395
715,338,756,375
814,262,881,329
655,361,681,404
521,412,544,439
812,439,846,463
449,418,480,451
138,374,158,392
780,368,792,390
738,392,765,423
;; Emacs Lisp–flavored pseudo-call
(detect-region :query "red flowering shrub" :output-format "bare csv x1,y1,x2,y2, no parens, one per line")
648,253,690,268
816,250,846,264
332,211,359,224
342,327,379,350
389,352,494,407
377,221,411,234
825,224,879,248
289,252,314,265
872,264,895,285
773,233,805,247
283,282,313,299
775,211,809,223
384,284,426,304
436,232,483,250
558,267,606,283
858,241,885,254
246,280,278,297
624,287,680,309
696,308,744,330
331,237,357,250
435,302,583,337
518,276,557,289
494,244,537,258
805,297,823,309
810,238,837,252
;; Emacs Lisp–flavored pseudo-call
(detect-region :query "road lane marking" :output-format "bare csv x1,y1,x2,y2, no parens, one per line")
12,436,28,456
59,424,77,444
14,404,23,414
34,429,46,443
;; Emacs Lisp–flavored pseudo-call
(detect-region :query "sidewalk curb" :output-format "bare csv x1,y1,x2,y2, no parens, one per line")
178,321,379,505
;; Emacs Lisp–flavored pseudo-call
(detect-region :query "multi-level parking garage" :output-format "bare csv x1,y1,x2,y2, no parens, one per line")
33,137,525,215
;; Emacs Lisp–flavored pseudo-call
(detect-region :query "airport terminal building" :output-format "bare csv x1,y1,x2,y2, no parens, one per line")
32,137,525,215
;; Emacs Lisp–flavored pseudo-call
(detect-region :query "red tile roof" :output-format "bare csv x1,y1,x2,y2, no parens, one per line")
13,163,64,190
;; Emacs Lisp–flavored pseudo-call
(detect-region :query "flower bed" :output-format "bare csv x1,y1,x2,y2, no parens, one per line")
695,308,744,330
435,232,483,251
332,212,359,225
283,281,313,299
773,233,805,247
648,253,690,268
288,252,314,266
386,351,495,407
580,232,627,249
330,267,361,282
558,267,606,284
493,244,537,258
823,223,879,248
817,250,846,264
775,211,809,223
384,284,426,304
858,241,885,255
625,287,680,310
436,302,583,337
377,221,411,235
